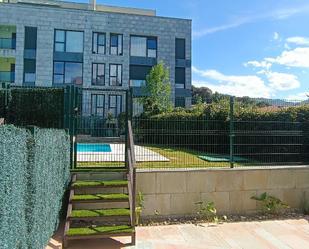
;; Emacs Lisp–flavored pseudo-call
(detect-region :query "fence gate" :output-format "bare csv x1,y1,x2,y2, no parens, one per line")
71,87,132,169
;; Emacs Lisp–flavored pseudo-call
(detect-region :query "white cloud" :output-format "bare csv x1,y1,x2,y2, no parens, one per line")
193,18,248,38
265,47,309,68
244,60,272,70
286,92,309,101
266,72,300,91
193,4,309,38
273,32,280,40
192,67,272,98
286,36,309,46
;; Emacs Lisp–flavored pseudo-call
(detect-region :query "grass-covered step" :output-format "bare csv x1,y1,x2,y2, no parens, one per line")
66,225,134,237
70,208,130,218
72,180,128,188
71,168,127,173
71,193,129,203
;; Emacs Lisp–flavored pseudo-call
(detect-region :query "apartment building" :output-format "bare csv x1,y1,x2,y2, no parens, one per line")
0,0,192,115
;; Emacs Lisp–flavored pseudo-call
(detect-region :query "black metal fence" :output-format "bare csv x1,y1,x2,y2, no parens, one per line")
132,97,309,168
73,87,131,169
1,83,308,169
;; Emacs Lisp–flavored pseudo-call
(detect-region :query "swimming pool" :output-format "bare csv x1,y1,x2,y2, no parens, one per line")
77,143,112,153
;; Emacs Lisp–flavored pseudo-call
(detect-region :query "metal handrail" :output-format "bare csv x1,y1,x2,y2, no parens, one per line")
126,120,136,228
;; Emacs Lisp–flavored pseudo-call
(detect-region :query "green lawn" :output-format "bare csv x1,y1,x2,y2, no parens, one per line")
77,145,232,168
137,146,231,168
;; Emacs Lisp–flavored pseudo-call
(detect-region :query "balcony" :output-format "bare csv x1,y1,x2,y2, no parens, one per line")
0,38,16,49
0,71,15,83
0,25,16,50
0,57,15,83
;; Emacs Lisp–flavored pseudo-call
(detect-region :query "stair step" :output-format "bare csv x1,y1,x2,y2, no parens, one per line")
72,180,128,188
66,225,134,237
71,193,129,203
71,168,127,173
70,208,130,219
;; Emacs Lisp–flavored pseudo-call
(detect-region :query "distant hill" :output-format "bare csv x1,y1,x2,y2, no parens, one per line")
191,86,308,107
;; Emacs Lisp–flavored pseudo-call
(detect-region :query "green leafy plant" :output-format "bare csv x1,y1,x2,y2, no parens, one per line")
140,61,172,115
135,191,144,225
195,201,227,223
251,192,289,214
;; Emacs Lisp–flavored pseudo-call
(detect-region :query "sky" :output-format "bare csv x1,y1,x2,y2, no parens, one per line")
71,0,309,100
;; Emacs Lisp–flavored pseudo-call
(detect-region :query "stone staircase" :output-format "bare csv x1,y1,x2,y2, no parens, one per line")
63,170,136,247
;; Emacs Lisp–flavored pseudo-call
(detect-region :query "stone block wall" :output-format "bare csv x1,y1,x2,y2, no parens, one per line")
137,167,309,217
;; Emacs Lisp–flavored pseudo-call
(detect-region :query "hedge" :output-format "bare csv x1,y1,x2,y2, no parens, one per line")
0,87,65,128
134,101,309,164
0,125,70,249
0,126,29,249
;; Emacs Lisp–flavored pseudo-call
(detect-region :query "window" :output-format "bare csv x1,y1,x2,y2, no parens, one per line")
108,95,122,117
92,63,105,85
175,97,186,108
53,61,83,85
24,27,37,50
129,65,152,87
54,30,83,53
175,38,185,59
130,36,157,58
24,59,36,83
110,34,123,55
109,64,122,86
91,94,105,116
92,32,105,54
175,67,185,88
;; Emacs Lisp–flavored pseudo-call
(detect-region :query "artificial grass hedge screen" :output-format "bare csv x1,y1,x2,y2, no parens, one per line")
0,125,70,249
0,87,64,128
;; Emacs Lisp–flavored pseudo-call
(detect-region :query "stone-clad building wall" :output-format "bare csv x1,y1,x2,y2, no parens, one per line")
0,2,191,105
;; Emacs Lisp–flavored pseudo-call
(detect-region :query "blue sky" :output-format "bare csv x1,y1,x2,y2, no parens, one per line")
72,0,309,100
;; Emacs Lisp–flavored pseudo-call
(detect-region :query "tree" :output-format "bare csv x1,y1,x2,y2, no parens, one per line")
140,62,172,115
192,86,213,103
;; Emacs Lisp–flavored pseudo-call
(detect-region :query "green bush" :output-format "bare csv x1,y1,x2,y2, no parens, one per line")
0,125,70,249
134,101,309,164
1,87,64,128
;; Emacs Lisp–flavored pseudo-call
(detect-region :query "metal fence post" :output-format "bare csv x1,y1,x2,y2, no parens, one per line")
2,82,10,123
229,96,235,168
125,90,129,170
73,86,78,169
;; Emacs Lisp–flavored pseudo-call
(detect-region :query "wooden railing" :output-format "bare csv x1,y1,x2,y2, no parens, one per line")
126,120,136,233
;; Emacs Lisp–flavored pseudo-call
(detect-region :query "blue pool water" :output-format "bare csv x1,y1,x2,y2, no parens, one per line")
77,143,112,153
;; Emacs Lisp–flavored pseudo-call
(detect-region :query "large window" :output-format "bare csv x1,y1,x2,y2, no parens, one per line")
175,67,185,88
91,94,105,116
24,26,37,50
92,32,105,54
130,36,157,58
129,65,152,87
175,38,185,59
92,63,105,85
108,95,122,117
54,30,83,53
53,61,83,85
175,97,186,108
109,64,122,86
110,34,123,55
24,59,36,84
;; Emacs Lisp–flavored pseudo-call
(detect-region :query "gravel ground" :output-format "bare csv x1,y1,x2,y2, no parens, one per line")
140,209,308,226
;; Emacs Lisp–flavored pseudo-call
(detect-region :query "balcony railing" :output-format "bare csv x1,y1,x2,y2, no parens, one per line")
0,38,16,49
0,72,15,83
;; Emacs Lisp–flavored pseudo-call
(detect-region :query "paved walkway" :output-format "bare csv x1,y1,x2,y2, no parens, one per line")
46,217,309,249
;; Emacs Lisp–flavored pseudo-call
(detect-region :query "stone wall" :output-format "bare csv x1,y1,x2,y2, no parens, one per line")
137,167,309,217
